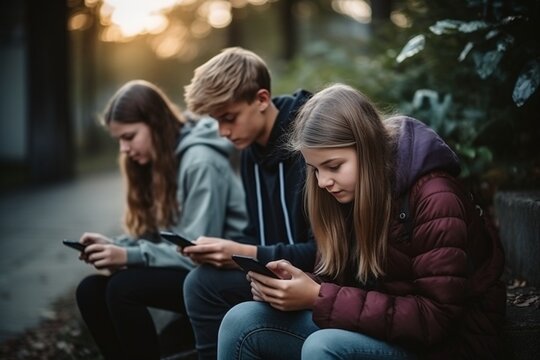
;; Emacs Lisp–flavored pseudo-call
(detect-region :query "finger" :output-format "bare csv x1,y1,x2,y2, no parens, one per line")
268,260,300,279
249,271,280,286
182,244,215,255
250,282,266,301
87,251,106,263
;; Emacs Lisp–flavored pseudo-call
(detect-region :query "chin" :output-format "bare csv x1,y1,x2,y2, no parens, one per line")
134,157,150,165
233,141,249,150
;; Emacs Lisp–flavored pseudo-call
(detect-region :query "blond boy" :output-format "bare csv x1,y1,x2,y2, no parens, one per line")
182,47,316,360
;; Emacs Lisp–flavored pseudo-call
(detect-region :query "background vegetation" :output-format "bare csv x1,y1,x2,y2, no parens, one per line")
68,0,539,207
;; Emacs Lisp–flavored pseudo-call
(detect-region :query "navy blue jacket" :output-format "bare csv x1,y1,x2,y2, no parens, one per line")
240,90,316,271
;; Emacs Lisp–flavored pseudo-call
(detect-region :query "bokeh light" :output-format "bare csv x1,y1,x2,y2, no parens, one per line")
331,0,371,24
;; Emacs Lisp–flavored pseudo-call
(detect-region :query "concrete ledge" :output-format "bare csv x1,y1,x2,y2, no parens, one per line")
494,191,540,287
502,285,540,360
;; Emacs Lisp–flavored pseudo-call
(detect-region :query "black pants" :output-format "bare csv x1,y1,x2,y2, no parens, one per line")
76,267,190,360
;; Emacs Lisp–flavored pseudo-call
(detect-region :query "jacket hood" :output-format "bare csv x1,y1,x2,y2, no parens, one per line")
176,116,234,157
250,89,312,168
391,116,461,197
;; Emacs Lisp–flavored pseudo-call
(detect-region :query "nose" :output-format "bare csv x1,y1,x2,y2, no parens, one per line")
219,124,231,138
316,171,334,189
119,140,130,153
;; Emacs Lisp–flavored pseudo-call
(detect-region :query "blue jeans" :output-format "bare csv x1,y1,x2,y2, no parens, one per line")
218,302,416,360
183,264,252,360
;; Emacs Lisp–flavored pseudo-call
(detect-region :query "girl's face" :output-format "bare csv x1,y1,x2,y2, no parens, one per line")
108,121,154,165
301,146,358,204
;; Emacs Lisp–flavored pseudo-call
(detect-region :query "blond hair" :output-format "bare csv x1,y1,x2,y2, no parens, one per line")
290,83,397,283
184,47,271,115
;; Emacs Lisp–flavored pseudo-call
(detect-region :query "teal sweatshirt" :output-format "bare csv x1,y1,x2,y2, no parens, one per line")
115,117,247,269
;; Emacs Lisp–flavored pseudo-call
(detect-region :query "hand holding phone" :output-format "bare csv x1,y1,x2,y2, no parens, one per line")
232,255,279,279
159,231,195,248
62,239,87,252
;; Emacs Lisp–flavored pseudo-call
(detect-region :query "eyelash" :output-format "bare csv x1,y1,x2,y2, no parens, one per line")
328,164,340,171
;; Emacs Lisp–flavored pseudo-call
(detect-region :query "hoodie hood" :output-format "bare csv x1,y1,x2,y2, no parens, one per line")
391,116,461,197
250,89,312,168
176,116,233,158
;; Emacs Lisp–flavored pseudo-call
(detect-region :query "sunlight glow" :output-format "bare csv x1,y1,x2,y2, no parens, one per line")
248,0,269,6
209,3,232,28
332,0,371,24
231,0,249,8
103,0,178,37
69,12,92,31
191,19,212,38
391,11,412,28
90,0,272,57
84,0,100,7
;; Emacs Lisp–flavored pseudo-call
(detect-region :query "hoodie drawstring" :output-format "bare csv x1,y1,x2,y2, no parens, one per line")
279,162,294,245
254,162,294,246
254,164,266,246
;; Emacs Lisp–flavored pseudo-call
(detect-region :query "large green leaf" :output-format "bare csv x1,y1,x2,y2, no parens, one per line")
473,50,503,79
396,35,425,63
512,58,540,107
430,20,489,35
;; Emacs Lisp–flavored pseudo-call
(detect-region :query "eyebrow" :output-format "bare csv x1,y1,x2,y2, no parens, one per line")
305,158,342,168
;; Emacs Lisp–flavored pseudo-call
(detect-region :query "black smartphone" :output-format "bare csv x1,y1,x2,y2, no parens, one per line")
159,231,195,248
232,255,279,279
62,239,87,252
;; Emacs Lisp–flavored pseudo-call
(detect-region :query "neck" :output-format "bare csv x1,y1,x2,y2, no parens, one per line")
256,102,279,147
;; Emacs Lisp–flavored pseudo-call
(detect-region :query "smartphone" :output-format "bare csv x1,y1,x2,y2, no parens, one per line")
62,239,87,252
159,231,195,248
232,255,279,279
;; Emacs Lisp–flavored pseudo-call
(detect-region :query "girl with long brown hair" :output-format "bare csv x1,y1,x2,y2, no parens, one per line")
218,83,505,359
74,80,247,360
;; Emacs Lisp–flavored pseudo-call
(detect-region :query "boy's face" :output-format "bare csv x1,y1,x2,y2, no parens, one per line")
210,90,273,150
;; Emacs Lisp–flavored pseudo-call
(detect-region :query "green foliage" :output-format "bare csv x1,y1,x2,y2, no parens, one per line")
395,0,540,190
275,0,539,193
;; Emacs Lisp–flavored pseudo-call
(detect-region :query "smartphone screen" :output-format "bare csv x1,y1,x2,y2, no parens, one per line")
62,239,87,252
232,255,279,279
159,231,195,248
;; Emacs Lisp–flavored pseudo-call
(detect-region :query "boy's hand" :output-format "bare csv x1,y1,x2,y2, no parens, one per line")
182,236,256,268
249,260,320,311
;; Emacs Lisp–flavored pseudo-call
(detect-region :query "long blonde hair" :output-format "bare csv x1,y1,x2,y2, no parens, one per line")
291,84,396,283
102,80,185,237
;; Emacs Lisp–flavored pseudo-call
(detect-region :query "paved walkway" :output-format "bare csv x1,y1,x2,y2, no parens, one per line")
0,170,123,342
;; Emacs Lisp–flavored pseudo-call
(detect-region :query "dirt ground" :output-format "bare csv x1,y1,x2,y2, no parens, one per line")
0,290,102,360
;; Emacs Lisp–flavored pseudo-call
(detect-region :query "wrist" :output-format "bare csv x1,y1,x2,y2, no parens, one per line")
237,243,257,258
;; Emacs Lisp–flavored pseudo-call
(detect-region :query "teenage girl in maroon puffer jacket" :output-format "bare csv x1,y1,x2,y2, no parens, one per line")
217,83,506,360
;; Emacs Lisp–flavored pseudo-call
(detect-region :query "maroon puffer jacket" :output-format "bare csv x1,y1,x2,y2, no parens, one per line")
312,172,506,359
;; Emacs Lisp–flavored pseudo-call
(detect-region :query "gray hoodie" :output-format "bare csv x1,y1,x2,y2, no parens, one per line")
115,117,247,269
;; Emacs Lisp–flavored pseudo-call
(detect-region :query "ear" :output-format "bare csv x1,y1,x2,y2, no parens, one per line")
255,89,271,112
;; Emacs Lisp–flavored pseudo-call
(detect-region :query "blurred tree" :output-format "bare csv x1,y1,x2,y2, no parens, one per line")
28,0,74,183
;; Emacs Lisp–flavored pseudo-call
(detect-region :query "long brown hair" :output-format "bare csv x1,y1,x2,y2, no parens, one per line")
290,84,397,283
102,80,185,237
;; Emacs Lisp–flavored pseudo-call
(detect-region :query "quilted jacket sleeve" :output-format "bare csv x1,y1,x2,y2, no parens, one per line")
312,174,471,348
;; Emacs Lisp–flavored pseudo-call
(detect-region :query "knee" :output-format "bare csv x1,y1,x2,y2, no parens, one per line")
76,275,106,310
218,302,268,350
302,330,336,358
103,270,137,307
221,302,261,334
183,265,217,307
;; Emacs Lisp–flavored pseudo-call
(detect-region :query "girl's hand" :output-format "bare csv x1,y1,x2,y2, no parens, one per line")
85,244,127,270
182,237,256,268
78,232,113,262
248,260,321,311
